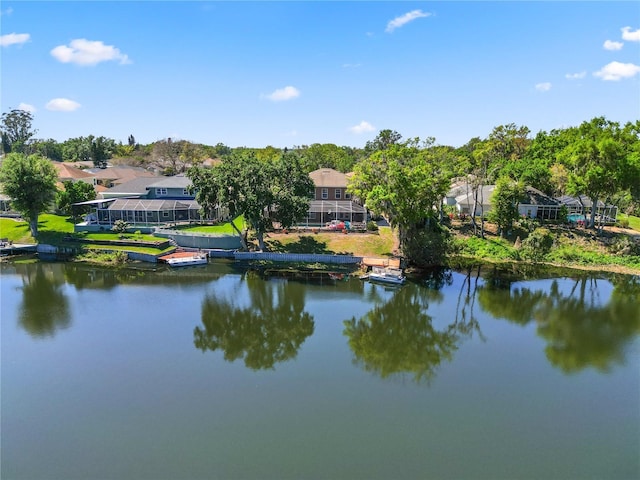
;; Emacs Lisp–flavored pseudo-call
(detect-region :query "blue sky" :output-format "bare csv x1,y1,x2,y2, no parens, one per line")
1,1,639,149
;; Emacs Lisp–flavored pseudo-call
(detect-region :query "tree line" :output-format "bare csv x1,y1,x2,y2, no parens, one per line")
1,108,639,266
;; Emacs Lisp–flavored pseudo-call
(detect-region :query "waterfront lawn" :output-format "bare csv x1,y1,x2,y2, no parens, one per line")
0,214,169,254
175,216,245,234
264,227,396,257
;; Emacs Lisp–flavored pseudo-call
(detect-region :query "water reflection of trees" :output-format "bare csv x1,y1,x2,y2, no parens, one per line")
344,269,481,384
478,272,640,373
17,263,71,337
194,273,314,370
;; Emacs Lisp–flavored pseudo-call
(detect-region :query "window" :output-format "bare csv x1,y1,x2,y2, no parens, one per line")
335,189,341,199
182,188,189,196
345,192,351,199
321,188,328,199
156,188,168,196
163,211,170,218
308,212,316,219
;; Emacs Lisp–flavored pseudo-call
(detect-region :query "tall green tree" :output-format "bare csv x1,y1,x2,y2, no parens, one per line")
562,117,639,229
364,129,403,155
188,151,314,251
1,109,37,154
349,141,451,266
56,180,96,218
0,153,58,237
61,135,116,167
30,138,63,162
488,177,525,237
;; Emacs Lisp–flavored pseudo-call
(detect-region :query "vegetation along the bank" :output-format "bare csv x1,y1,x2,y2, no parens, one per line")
1,108,639,272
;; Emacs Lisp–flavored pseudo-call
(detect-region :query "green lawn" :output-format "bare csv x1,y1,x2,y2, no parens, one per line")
0,214,242,256
618,214,640,232
176,216,245,234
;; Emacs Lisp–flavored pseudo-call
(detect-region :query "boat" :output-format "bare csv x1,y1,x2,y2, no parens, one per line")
365,266,406,285
165,253,208,267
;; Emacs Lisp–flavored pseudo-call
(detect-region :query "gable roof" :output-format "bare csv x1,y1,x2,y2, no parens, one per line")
309,168,349,188
147,174,192,189
88,166,157,182
98,177,161,198
53,162,96,180
454,185,496,206
522,186,559,206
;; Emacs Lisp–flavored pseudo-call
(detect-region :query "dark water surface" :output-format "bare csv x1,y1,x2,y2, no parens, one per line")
1,261,639,480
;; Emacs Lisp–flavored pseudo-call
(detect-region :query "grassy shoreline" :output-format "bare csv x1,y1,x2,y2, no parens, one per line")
2,214,639,275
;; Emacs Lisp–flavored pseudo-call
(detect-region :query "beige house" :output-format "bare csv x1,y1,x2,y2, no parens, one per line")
304,168,367,226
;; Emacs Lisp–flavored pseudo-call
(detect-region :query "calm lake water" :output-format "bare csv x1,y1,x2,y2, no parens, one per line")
1,261,639,480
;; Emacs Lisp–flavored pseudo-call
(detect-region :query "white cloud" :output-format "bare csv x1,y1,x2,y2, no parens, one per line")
263,86,300,102
565,71,586,80
603,40,623,51
50,39,131,66
349,121,376,134
1,33,30,47
535,82,552,92
1,7,13,16
342,63,362,68
385,10,431,33
621,26,640,42
593,61,640,81
46,98,81,111
18,103,36,113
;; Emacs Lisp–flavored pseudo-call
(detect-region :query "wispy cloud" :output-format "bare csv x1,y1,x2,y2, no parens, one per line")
565,71,586,80
535,82,552,92
603,40,623,51
46,98,81,111
50,39,131,66
0,7,13,16
593,61,640,81
349,121,375,134
385,10,431,33
1,32,30,47
621,26,640,42
342,63,362,68
18,103,36,113
262,86,300,102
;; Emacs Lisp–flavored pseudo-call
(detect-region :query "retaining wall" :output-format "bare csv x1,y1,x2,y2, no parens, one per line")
154,230,242,250
233,252,363,264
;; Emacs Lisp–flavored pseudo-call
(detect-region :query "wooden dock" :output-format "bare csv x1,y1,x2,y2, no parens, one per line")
361,257,401,268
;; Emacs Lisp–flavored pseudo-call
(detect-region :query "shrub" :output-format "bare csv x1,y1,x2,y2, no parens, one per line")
520,228,554,263
366,221,379,232
618,218,630,229
111,219,130,235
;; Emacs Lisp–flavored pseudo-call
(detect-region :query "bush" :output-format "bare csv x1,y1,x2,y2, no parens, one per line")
618,218,630,229
111,219,130,235
520,228,554,263
366,221,379,232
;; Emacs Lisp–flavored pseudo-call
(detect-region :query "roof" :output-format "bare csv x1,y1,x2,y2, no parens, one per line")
99,177,161,197
88,166,157,181
454,185,496,206
72,198,118,206
557,195,606,208
53,162,96,180
147,174,193,189
107,199,201,211
309,168,349,188
522,186,559,206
